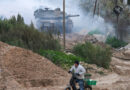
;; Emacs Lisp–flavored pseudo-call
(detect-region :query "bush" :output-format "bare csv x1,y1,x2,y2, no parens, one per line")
88,30,103,35
0,14,61,52
39,50,85,69
72,42,112,69
106,37,128,48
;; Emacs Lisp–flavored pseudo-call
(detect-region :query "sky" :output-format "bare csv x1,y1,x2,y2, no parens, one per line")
0,0,44,24
0,0,78,24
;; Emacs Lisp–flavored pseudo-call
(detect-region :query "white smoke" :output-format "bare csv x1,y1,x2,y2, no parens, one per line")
0,0,115,35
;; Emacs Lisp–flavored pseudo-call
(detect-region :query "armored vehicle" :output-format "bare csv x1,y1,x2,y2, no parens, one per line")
34,8,79,33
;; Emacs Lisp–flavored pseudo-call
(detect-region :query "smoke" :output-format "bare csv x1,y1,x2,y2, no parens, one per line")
0,0,115,35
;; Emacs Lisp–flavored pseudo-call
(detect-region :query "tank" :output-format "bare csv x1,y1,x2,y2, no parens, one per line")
34,8,79,33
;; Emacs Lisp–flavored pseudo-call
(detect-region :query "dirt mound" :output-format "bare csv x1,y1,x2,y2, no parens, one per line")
113,43,130,60
1,41,130,90
60,33,85,49
0,42,69,88
113,49,130,60
60,34,108,50
84,35,98,43
111,57,130,75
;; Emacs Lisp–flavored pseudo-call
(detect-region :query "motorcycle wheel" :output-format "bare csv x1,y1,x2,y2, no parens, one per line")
85,86,92,90
65,87,71,90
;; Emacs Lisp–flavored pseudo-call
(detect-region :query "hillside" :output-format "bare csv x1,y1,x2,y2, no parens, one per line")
0,41,130,90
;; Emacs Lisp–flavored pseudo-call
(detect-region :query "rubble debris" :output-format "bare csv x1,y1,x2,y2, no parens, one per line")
113,49,130,60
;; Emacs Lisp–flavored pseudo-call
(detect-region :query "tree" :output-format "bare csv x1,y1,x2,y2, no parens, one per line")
0,14,61,52
9,16,17,25
17,14,24,24
30,21,35,29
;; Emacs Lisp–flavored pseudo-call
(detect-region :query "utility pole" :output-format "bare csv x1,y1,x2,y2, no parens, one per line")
115,0,118,5
97,2,100,16
113,0,123,40
93,0,98,17
115,0,119,39
63,0,66,50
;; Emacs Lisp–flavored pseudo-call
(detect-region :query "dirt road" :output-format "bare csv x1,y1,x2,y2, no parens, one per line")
93,57,130,90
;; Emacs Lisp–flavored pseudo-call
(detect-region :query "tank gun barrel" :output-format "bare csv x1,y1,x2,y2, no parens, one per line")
67,15,80,17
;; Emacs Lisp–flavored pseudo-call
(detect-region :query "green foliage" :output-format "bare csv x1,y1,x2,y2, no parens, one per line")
0,14,61,52
88,30,103,35
17,14,24,24
106,37,128,48
73,42,112,69
39,50,84,69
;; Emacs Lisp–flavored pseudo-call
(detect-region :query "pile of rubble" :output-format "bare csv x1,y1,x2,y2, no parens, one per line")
113,43,130,60
124,43,130,49
84,35,98,43
60,33,108,50
60,33,86,49
114,49,130,60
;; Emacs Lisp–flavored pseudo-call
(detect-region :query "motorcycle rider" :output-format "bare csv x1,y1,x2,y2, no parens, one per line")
69,61,86,90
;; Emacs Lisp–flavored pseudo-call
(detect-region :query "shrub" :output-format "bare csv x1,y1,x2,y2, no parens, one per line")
88,30,103,35
72,42,112,69
39,50,85,69
0,14,61,52
106,36,128,48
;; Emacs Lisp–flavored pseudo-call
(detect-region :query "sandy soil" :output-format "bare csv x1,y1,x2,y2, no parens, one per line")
1,41,130,90
93,57,130,90
0,42,70,90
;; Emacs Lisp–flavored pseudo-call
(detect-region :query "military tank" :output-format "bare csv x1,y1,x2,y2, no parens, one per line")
34,8,79,33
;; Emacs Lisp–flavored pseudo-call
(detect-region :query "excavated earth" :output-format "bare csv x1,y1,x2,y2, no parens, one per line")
0,41,130,90
0,42,70,90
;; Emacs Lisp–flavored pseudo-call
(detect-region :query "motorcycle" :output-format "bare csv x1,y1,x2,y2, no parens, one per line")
65,72,92,90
